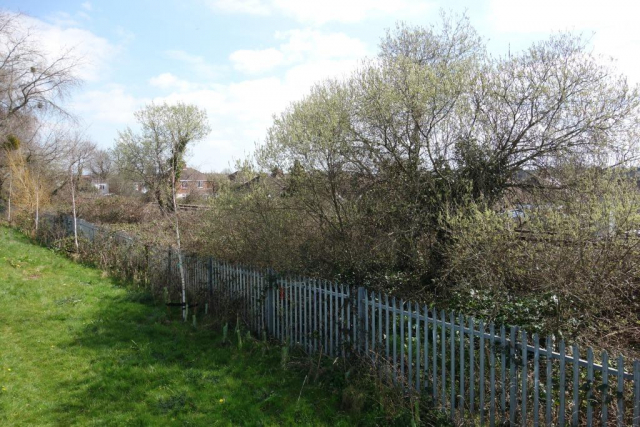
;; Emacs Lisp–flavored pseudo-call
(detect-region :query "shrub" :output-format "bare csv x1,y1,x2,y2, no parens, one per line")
439,171,640,356
79,196,147,224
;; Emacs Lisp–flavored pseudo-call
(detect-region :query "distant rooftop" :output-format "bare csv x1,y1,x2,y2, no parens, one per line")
180,167,209,181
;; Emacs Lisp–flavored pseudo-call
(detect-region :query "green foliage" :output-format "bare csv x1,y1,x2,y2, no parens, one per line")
440,170,640,353
112,102,210,211
2,134,20,151
222,322,228,344
193,15,640,357
249,13,640,294
281,344,289,369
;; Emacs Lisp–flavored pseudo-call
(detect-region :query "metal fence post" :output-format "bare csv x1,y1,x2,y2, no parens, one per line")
266,284,275,337
208,256,213,299
357,286,365,353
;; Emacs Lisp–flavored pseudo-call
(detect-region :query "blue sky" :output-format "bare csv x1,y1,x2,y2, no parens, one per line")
4,0,640,171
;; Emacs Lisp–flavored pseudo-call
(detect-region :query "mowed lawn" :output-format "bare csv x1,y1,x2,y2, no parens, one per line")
0,227,357,426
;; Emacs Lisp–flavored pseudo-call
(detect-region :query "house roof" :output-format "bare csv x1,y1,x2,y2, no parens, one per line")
180,167,209,181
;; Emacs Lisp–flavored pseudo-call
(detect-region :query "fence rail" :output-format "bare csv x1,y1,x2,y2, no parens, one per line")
32,213,640,426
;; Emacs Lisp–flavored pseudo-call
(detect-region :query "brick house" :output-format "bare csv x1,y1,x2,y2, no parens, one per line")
176,167,214,199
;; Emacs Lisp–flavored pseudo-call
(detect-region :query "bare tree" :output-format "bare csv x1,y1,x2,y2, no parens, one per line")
60,132,95,250
0,11,82,209
89,148,111,182
0,11,81,129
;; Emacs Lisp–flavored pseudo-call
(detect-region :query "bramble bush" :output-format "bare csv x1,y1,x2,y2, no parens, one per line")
439,170,640,355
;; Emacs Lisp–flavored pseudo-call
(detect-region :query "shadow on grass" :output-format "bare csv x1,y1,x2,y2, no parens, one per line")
51,286,351,426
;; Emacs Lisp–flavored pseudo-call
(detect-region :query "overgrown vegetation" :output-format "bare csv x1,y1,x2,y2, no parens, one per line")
440,169,640,351
189,16,640,357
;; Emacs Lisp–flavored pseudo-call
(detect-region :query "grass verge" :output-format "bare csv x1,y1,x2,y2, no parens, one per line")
0,226,362,426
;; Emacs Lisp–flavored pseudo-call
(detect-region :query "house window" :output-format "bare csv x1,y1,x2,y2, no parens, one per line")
181,181,188,189
99,184,106,190
197,181,203,188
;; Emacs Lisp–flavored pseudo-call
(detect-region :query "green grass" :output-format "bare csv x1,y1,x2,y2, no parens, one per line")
0,227,360,426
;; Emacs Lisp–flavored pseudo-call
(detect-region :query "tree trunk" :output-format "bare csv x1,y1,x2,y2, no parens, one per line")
155,186,165,211
35,175,39,231
7,172,11,222
170,168,188,322
70,171,78,251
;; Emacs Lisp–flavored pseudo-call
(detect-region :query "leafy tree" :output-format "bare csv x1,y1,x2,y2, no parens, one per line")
113,102,210,211
257,14,640,287
114,102,210,321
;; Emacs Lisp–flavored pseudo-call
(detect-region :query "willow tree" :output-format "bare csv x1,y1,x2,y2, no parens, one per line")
5,148,43,220
2,134,20,220
113,102,210,321
3,130,64,229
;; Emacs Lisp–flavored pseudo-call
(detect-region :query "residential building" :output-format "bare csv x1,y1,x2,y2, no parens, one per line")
82,175,110,196
177,167,214,199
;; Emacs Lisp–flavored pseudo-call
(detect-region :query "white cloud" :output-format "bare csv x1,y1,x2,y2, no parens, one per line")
144,52,362,170
164,50,222,79
489,0,640,83
229,29,368,75
208,0,433,25
149,73,195,91
47,11,82,27
68,75,294,168
284,58,358,93
71,84,145,125
278,29,368,60
271,0,432,25
81,2,92,11
149,73,179,88
130,27,369,169
13,13,119,83
489,0,638,34
47,4,92,27
210,0,270,15
230,48,284,74
148,80,285,169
